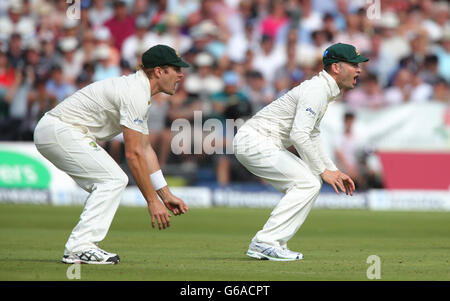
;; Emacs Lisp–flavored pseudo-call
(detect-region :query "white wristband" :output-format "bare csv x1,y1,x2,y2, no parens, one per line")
150,170,167,190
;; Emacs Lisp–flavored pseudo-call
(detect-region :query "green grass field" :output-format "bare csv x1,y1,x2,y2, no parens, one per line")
0,204,449,281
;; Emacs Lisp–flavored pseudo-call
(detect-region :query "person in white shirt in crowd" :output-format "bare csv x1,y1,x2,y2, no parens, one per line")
34,45,189,265
184,51,224,114
88,0,114,28
0,2,35,43
121,16,159,69
157,13,193,56
373,12,411,87
58,37,83,85
251,34,286,85
234,43,366,261
333,111,367,189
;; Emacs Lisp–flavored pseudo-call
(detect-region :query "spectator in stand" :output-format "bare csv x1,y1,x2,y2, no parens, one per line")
409,72,433,103
0,2,35,43
157,13,193,55
0,49,17,119
296,0,324,44
422,1,450,42
322,13,338,41
147,92,172,169
34,2,55,43
122,16,159,69
384,68,413,105
45,65,76,102
132,0,152,19
332,111,367,190
374,12,411,87
89,0,114,28
39,35,60,78
185,0,217,30
23,78,57,140
92,45,121,82
0,49,36,140
184,52,224,102
259,0,289,40
93,26,121,68
58,37,83,85
251,34,286,85
242,70,274,113
61,18,80,40
77,30,96,66
210,71,252,185
167,0,200,23
432,78,450,102
104,0,136,52
7,33,25,69
334,13,371,55
420,54,441,85
345,73,385,110
432,29,450,83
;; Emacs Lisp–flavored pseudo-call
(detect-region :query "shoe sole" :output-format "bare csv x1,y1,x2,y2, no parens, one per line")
247,250,303,261
62,255,120,265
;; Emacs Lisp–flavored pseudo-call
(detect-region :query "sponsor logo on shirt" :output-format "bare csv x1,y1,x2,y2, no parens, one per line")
306,107,316,116
133,118,144,125
89,141,100,151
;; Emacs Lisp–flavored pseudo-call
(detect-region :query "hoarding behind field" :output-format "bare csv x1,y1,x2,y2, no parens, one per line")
1,101,449,211
1,185,449,212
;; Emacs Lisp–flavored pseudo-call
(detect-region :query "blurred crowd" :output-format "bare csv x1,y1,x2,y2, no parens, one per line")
0,0,449,189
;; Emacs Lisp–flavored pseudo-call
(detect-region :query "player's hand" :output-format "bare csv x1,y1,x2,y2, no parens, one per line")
147,201,171,230
320,169,356,196
163,194,189,216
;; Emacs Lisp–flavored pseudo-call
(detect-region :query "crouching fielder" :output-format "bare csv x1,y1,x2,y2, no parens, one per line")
233,43,368,261
34,45,189,264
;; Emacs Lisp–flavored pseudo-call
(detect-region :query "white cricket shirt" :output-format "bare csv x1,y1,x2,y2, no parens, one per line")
48,70,151,141
245,70,341,175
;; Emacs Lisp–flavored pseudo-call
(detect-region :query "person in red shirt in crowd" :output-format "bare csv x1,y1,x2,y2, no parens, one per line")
104,0,136,52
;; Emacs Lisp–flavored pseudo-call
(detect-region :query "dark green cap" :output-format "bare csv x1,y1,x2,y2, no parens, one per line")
142,44,190,68
322,43,369,66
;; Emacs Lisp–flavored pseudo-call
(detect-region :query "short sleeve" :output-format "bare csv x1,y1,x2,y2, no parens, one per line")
119,91,149,135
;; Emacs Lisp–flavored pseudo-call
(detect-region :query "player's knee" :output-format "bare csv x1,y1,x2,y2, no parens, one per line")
291,176,321,193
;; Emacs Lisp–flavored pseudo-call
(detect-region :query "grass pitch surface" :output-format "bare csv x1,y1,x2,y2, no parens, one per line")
0,204,449,281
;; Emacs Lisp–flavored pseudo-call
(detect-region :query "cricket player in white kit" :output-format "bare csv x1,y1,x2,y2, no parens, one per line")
233,43,369,261
34,45,190,264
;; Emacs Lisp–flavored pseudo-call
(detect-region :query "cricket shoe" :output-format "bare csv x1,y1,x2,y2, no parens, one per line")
246,241,303,261
62,247,120,265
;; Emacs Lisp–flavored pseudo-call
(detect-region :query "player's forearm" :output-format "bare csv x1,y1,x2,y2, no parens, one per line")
126,150,160,204
290,131,326,175
311,134,337,171
143,140,162,174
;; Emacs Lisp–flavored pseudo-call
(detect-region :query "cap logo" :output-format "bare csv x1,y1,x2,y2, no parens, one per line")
355,50,360,56
323,50,328,57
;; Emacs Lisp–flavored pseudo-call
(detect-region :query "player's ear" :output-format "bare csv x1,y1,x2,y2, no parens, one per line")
331,62,340,74
153,66,162,79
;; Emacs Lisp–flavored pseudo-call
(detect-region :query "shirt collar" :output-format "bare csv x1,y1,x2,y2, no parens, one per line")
319,70,342,101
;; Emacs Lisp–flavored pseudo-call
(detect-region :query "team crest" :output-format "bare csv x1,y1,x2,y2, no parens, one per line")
89,141,100,151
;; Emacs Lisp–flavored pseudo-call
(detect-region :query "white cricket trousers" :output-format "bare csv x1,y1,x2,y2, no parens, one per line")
34,114,128,253
233,125,322,249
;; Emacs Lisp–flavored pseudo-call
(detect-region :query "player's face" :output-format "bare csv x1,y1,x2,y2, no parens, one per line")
159,66,184,95
337,62,361,90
